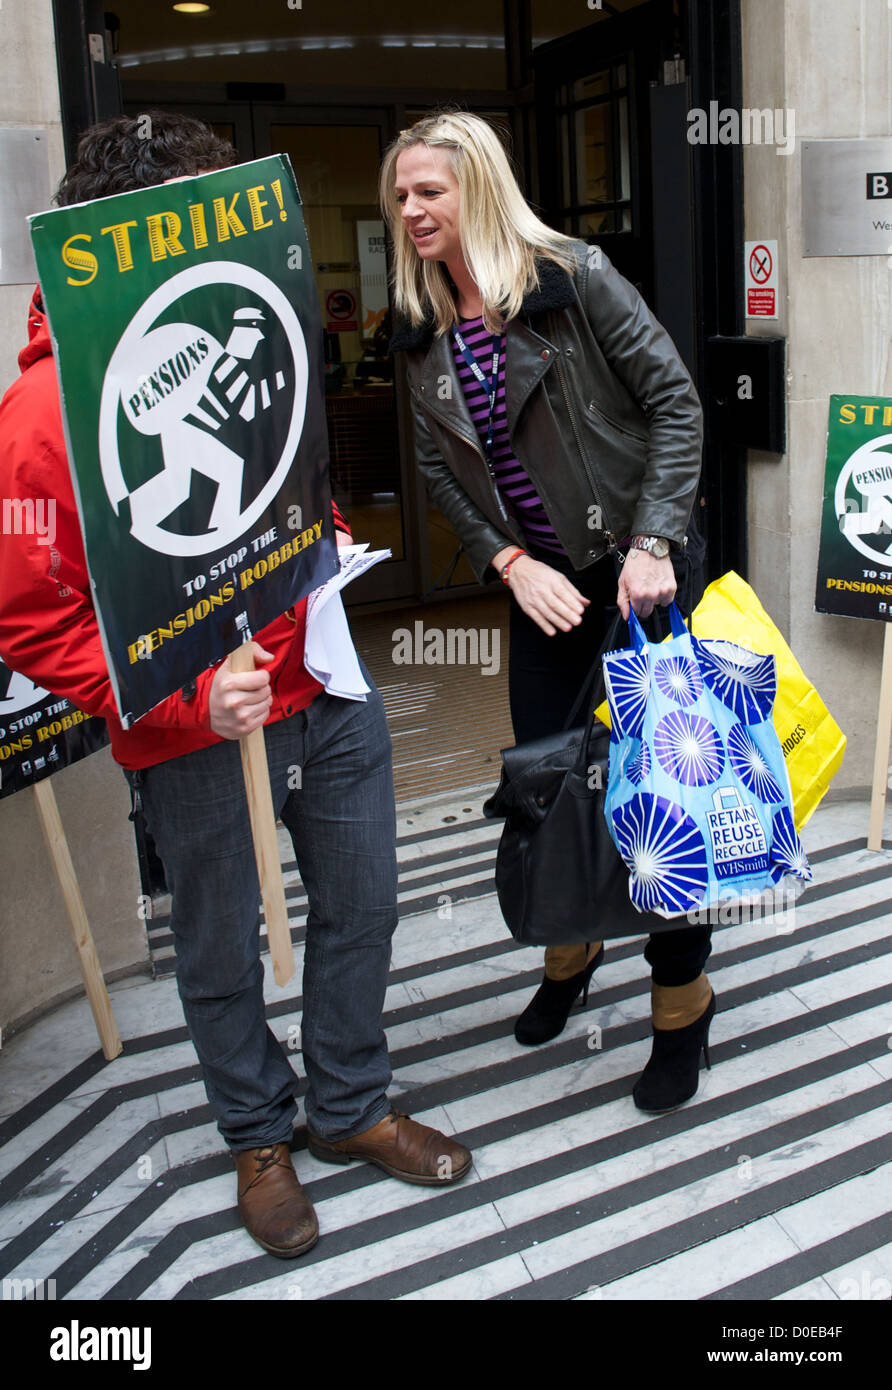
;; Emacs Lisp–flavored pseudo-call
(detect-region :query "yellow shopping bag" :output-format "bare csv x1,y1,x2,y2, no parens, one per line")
595,572,846,830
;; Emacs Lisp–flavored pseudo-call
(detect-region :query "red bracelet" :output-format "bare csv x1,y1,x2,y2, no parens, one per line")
500,548,527,584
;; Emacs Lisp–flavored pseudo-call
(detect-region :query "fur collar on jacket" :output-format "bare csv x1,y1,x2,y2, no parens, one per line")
388,254,579,354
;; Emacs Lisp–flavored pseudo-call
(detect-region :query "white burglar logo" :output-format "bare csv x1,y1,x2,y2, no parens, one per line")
99,262,309,557
837,434,892,563
0,668,50,717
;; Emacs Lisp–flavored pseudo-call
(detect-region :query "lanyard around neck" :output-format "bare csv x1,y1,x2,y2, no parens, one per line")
452,323,503,462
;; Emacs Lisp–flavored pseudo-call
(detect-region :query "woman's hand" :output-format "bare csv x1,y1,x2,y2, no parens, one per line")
500,552,590,636
209,642,275,739
616,549,676,620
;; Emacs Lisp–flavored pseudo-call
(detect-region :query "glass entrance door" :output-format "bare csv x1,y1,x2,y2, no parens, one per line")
253,109,412,603
533,0,680,303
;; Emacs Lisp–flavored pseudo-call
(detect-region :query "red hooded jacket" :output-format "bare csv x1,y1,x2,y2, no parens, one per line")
0,290,352,770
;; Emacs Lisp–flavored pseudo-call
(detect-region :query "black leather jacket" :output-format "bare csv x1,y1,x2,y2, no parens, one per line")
389,240,703,583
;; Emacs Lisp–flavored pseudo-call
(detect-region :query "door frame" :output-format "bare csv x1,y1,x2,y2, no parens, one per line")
686,0,747,581
529,0,747,582
532,0,680,303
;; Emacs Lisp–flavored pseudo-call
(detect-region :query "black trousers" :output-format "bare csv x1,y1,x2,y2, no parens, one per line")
506,546,712,987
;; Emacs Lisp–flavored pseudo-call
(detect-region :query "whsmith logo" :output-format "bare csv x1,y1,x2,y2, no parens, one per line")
867,173,892,200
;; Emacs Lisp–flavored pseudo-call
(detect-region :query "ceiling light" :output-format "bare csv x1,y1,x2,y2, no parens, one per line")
120,32,504,67
172,4,211,13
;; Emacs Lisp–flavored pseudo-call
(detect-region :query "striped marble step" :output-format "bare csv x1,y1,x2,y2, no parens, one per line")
0,799,890,1303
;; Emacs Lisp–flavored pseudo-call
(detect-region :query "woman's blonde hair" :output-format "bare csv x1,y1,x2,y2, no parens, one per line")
379,108,580,336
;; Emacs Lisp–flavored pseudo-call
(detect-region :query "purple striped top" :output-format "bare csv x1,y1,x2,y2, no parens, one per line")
452,315,565,556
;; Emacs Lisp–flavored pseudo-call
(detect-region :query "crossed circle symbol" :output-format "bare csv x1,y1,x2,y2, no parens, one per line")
326,291,356,320
749,245,772,284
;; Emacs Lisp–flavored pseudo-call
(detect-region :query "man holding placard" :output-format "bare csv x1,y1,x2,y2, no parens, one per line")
0,113,471,1260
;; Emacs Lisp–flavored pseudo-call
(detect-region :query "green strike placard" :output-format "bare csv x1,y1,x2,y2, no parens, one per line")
815,395,892,623
29,156,339,726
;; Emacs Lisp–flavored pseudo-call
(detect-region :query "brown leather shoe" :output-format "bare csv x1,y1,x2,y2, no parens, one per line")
234,1143,319,1258
307,1110,472,1186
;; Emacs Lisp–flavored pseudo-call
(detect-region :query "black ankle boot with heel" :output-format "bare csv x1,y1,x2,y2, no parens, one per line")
633,975,716,1113
514,943,605,1046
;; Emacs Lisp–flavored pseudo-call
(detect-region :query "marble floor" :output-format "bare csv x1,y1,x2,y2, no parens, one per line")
0,792,890,1302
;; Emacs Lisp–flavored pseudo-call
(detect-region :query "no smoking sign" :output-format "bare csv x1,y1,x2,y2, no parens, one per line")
325,288,358,334
745,239,778,319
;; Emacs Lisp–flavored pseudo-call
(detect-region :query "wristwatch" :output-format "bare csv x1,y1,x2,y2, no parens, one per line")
629,534,671,559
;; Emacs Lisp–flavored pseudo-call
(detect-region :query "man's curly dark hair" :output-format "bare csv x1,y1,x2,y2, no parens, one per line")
55,111,240,206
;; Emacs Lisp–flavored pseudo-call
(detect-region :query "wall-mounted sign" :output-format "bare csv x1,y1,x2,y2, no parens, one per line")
744,239,778,318
802,139,892,256
325,288,358,333
815,395,892,622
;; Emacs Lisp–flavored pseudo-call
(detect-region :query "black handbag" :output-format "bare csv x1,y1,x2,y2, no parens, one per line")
482,613,690,945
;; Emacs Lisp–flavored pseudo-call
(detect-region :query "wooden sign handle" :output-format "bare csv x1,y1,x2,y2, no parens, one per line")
867,624,892,851
32,779,122,1061
230,642,296,986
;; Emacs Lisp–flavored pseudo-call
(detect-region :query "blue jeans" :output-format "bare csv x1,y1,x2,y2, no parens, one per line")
126,673,397,1151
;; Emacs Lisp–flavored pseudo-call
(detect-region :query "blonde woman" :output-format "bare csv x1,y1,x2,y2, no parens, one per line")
383,109,714,1111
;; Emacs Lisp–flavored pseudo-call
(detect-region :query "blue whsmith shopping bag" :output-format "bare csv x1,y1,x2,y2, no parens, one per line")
603,603,812,919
